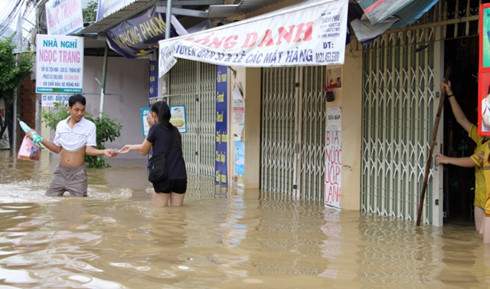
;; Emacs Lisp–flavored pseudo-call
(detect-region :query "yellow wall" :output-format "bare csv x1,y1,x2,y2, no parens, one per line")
229,43,363,210
229,67,261,190
334,44,363,210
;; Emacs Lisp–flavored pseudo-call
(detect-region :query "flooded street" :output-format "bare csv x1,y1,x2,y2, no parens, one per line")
0,150,489,288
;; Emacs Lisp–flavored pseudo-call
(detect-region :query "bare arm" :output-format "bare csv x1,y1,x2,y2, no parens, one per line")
441,81,472,132
26,130,62,154
435,153,476,167
86,146,117,158
41,139,62,154
120,139,152,156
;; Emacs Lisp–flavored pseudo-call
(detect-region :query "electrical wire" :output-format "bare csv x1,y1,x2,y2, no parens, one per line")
0,0,37,45
0,0,24,36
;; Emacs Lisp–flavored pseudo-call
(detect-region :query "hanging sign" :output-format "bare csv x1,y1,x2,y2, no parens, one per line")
215,66,228,186
149,60,158,99
35,34,84,94
105,5,185,58
46,0,83,35
159,0,348,77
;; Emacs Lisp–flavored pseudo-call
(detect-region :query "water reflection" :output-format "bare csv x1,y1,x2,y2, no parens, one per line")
0,150,489,288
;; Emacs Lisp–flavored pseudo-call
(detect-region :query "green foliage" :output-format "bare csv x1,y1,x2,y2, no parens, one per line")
0,36,33,104
42,102,123,168
42,102,69,129
83,0,98,23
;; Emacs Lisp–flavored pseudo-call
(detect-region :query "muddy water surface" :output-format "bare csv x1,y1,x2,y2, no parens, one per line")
0,150,489,288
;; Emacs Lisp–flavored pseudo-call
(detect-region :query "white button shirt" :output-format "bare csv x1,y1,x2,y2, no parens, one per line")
53,117,96,152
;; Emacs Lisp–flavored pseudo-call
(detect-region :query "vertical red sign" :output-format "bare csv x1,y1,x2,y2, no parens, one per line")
479,4,490,135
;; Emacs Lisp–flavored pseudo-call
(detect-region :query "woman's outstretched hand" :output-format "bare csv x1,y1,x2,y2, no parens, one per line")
119,145,132,154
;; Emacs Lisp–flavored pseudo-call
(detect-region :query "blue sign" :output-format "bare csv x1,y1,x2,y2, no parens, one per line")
235,141,245,175
215,66,228,186
170,105,187,134
141,107,150,137
149,60,158,98
105,5,179,58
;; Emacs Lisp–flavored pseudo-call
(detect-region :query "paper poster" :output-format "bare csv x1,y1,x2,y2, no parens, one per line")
325,107,342,208
170,105,187,134
232,84,245,124
327,107,342,129
325,128,342,209
326,68,342,91
235,141,245,175
141,107,150,137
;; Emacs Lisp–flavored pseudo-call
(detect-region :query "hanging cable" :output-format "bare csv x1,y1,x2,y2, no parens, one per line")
0,0,24,36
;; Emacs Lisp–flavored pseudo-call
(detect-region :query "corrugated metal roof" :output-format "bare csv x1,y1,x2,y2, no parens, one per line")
207,0,284,18
78,0,285,35
79,0,159,34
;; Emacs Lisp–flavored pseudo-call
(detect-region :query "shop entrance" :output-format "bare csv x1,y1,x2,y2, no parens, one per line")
442,36,479,224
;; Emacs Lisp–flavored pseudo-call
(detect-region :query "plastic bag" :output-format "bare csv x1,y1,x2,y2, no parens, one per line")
17,136,40,161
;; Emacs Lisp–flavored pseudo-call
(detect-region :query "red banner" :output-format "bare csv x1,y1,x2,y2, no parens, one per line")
479,4,490,135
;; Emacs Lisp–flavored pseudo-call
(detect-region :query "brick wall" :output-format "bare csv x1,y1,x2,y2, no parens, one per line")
19,78,36,130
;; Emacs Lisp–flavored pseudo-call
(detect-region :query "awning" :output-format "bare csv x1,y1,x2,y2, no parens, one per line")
79,0,157,35
105,5,187,58
358,0,437,28
158,0,349,78
351,0,438,44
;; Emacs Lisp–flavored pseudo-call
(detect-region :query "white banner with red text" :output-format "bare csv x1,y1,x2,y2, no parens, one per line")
158,0,348,78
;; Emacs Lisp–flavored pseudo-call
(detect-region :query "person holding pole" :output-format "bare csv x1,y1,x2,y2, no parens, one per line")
436,81,489,235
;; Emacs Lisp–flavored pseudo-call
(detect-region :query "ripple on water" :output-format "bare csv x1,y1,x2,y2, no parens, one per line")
1,152,490,288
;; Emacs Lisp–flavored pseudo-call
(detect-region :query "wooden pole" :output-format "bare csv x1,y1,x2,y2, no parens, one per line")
416,67,451,226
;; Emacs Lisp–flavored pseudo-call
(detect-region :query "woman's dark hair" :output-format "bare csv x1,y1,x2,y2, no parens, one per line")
151,101,174,130
69,94,86,107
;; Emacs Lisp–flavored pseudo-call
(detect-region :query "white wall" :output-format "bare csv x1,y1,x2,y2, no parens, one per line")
83,56,149,158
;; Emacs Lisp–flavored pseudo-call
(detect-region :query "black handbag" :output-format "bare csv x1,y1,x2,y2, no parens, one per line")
148,153,168,182
148,127,174,183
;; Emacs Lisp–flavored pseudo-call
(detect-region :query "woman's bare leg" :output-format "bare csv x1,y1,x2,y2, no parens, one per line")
169,192,185,207
476,206,485,233
483,217,490,244
153,192,170,207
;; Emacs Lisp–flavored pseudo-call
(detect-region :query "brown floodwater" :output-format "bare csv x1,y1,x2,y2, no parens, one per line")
0,150,489,288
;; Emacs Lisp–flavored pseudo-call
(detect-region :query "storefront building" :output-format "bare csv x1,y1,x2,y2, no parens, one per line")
36,0,483,227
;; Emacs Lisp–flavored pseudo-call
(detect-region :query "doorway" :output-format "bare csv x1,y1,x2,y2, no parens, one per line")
442,36,479,224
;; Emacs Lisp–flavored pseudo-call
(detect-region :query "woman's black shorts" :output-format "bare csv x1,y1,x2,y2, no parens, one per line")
153,179,187,194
